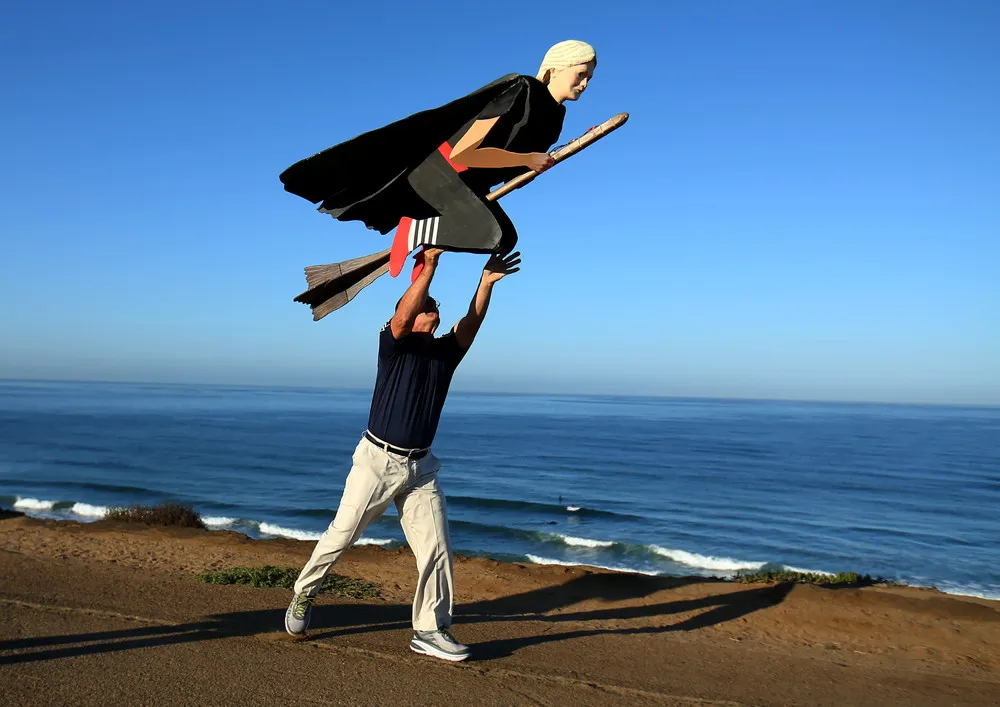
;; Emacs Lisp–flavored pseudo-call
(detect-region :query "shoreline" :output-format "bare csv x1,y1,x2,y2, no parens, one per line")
3,504,998,603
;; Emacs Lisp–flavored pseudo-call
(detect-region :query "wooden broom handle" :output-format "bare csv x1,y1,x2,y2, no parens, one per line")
486,112,629,202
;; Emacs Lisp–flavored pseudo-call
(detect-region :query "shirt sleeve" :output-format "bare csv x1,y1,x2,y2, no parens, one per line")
435,332,468,367
378,320,400,361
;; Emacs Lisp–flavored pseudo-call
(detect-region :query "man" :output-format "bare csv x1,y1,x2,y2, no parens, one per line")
285,247,521,662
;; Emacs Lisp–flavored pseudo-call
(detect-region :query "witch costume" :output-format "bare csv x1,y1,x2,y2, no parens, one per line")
280,41,597,317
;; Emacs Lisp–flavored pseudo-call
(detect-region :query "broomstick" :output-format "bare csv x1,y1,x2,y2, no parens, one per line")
295,112,629,320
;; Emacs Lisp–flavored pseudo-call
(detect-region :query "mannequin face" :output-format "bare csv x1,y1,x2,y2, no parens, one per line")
547,60,596,102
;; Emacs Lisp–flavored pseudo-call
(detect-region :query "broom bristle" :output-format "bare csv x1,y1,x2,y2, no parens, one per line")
293,251,392,320
304,263,343,288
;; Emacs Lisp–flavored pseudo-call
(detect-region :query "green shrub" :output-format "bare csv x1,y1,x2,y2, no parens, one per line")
104,503,207,529
732,568,887,587
196,565,380,599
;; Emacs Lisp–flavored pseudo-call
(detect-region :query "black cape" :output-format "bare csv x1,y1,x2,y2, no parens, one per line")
279,74,565,235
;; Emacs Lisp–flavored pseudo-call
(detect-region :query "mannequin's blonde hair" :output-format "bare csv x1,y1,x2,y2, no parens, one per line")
536,40,597,84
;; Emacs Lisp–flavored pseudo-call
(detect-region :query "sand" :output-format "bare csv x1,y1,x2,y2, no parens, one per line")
1,512,998,706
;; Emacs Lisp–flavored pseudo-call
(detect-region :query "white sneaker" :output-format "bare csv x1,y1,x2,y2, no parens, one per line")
284,593,315,635
409,629,471,662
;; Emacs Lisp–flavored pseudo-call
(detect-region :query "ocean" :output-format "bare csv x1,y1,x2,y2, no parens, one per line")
1,380,997,600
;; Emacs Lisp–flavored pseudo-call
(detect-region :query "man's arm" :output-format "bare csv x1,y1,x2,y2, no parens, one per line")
390,248,444,339
453,251,521,350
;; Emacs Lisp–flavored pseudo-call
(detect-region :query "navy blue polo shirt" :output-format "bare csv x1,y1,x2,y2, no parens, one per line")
366,320,468,449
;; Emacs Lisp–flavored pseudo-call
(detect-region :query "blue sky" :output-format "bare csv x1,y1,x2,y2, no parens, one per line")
1,0,997,404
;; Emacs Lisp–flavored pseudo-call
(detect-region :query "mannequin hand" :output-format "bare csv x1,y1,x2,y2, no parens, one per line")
525,153,555,173
483,251,521,284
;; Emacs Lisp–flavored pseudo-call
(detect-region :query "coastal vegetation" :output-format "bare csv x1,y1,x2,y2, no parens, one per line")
196,565,381,599
104,503,207,529
733,568,889,587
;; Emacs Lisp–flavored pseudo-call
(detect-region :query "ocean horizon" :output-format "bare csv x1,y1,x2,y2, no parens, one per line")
5,376,998,408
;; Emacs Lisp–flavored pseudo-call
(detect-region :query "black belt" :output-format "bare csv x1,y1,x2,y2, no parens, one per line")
364,431,429,459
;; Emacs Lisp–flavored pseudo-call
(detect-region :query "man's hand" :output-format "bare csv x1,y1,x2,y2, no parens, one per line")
423,247,444,265
482,251,521,285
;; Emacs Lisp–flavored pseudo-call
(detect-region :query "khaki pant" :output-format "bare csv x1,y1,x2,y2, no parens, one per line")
293,433,454,631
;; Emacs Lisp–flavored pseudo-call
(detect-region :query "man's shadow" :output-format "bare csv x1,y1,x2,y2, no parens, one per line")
459,573,795,659
0,572,794,664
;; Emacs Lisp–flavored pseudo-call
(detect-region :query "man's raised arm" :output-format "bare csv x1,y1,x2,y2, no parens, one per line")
453,251,521,350
391,248,444,338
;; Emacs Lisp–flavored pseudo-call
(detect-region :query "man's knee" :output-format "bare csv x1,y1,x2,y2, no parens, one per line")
330,503,363,533
487,203,517,254
496,228,519,255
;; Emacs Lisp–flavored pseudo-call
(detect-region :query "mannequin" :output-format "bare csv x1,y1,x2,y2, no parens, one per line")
280,41,599,313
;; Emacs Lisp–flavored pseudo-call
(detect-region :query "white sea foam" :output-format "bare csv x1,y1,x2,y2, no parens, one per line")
13,497,56,511
558,534,615,548
258,522,321,541
202,516,237,527
945,589,1000,601
355,537,395,547
936,582,1000,602
525,554,660,576
257,522,393,545
70,502,108,518
650,546,765,572
782,565,834,576
526,554,578,567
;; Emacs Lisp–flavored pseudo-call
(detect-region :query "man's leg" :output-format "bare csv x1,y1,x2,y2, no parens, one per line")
396,454,468,661
396,457,454,630
286,439,401,634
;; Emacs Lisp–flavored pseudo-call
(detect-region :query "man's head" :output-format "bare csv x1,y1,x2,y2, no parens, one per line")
396,294,440,334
